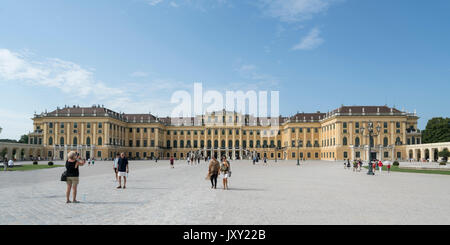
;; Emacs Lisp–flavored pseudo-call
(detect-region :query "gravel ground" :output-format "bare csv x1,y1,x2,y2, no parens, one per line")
0,159,449,225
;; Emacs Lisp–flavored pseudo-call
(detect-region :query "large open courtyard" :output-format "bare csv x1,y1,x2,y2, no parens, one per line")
1,159,449,225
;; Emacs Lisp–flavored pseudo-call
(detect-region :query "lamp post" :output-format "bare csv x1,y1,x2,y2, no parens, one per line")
360,121,381,175
297,140,300,166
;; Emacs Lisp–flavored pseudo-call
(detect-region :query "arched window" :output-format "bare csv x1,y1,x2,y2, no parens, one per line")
180,140,184,148
228,140,232,148
98,137,102,146
235,140,239,148
221,140,226,148
86,137,91,146
343,137,348,146
207,140,211,148
173,140,177,148
60,137,64,145
73,137,78,145
383,137,388,147
166,140,170,147
396,137,401,145
355,137,360,147
214,140,218,148
48,137,53,145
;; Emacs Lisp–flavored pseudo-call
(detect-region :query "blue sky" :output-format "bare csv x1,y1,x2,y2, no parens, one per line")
0,0,449,139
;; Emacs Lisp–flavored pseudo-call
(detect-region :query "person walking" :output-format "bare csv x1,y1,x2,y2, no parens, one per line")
117,152,129,189
170,156,174,168
220,157,230,190
65,151,85,203
378,160,383,174
263,156,268,166
207,156,220,189
3,157,8,171
372,162,376,175
346,159,351,170
113,153,120,181
387,163,391,174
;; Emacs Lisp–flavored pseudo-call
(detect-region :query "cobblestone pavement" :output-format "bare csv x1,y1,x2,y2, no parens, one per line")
0,160,449,225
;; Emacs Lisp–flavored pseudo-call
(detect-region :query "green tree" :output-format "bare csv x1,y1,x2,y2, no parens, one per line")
422,117,450,143
0,139,18,143
18,134,29,144
0,148,7,158
439,148,450,163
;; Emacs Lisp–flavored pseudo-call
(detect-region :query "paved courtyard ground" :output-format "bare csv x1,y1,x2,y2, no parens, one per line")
1,160,449,225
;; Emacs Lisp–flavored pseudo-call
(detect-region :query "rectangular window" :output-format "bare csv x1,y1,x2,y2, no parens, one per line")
384,152,389,158
143,140,148,147
136,140,140,147
87,123,91,129
144,128,147,133
356,151,361,158
355,122,360,128
343,152,348,159
74,122,78,128
343,122,347,128
98,123,102,128
151,140,155,147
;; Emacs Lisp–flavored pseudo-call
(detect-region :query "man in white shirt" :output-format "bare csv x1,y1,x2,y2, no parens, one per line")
8,159,13,167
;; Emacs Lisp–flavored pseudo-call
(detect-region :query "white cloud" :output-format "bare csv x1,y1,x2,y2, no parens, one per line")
258,0,335,23
234,63,280,89
169,1,179,7
130,71,149,77
0,48,193,117
292,27,324,50
0,49,122,98
146,0,164,6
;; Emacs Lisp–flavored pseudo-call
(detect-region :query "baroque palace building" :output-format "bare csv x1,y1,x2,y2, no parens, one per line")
28,105,422,161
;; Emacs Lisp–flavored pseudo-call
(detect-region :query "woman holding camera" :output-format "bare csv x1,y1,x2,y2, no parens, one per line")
65,151,85,203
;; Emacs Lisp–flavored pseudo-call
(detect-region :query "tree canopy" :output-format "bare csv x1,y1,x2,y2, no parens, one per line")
422,117,450,143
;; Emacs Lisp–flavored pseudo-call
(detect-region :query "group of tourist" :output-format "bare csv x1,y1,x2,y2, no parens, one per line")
187,155,202,165
207,155,231,190
2,158,14,171
344,159,363,172
344,159,391,174
62,150,235,203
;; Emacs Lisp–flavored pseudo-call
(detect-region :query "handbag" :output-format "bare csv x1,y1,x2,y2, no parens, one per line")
61,171,67,182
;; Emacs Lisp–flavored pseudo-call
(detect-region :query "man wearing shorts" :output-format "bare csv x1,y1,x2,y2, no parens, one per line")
117,153,129,189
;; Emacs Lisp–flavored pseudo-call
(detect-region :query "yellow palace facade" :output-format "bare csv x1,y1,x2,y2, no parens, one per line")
29,105,421,161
